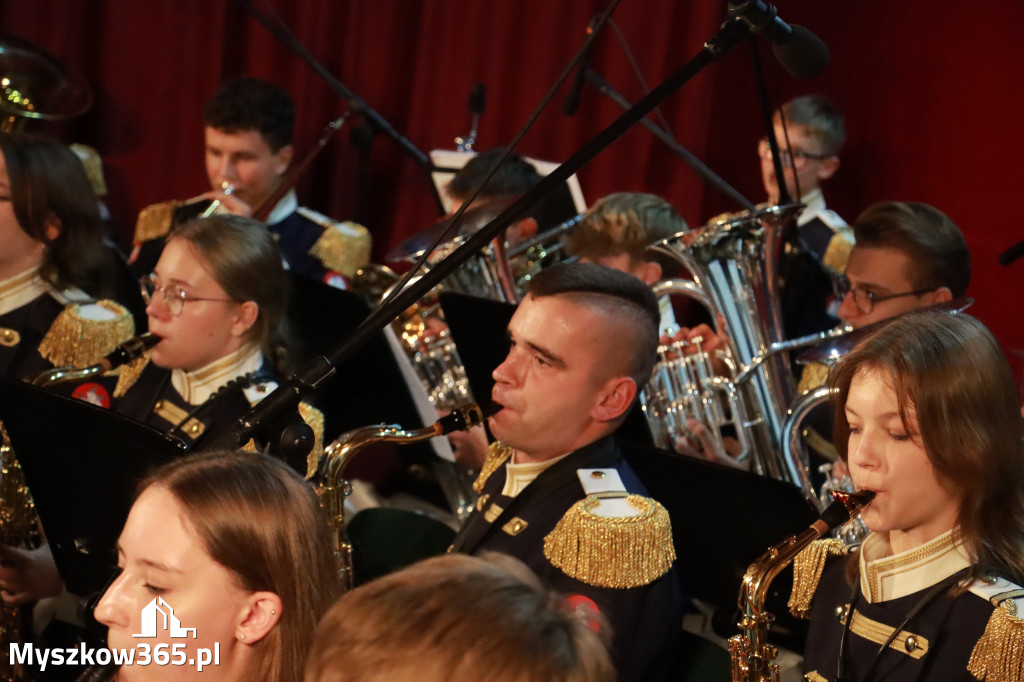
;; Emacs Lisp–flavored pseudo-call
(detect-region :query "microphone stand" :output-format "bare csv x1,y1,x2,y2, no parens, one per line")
233,0,446,216
583,68,755,212
210,16,770,460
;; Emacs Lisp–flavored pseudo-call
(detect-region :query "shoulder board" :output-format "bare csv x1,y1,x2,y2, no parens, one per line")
134,201,182,244
113,355,151,398
789,538,847,619
543,471,675,589
473,441,514,493
823,231,855,274
300,208,372,278
968,580,1024,681
297,401,326,480
798,361,830,395
817,209,849,231
38,300,135,368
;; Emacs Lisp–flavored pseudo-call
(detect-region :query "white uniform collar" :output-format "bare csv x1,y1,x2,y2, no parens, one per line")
0,266,48,316
859,529,972,603
170,343,263,405
796,187,826,226
265,189,298,227
501,451,572,498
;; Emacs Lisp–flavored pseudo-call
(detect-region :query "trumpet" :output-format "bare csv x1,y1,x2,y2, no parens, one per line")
317,403,485,590
728,489,875,682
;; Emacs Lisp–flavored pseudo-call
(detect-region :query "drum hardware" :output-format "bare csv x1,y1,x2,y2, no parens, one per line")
728,488,875,682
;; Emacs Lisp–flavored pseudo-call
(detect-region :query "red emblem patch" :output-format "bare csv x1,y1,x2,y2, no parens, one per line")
564,594,602,633
72,382,111,409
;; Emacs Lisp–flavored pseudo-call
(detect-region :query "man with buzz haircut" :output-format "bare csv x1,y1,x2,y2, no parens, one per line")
129,77,370,289
451,262,683,682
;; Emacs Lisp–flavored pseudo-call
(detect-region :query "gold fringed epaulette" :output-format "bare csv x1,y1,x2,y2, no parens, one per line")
473,442,513,493
298,401,326,480
798,361,830,395
968,600,1024,680
789,538,846,619
823,232,854,275
38,300,135,368
300,208,371,278
134,200,182,244
113,355,151,398
543,494,675,589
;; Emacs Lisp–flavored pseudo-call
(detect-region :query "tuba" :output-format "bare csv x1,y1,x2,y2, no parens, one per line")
647,205,851,504
729,489,875,681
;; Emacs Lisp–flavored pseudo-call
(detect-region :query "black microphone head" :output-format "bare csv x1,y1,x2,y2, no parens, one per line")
772,24,829,79
469,83,487,116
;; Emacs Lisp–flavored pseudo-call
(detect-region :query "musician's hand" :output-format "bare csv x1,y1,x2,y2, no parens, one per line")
200,190,254,218
447,424,490,469
0,543,62,605
673,419,746,470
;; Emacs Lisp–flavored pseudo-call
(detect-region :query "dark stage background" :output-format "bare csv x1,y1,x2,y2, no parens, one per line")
2,0,1021,378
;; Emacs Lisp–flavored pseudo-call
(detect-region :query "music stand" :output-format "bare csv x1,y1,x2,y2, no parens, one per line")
0,377,184,598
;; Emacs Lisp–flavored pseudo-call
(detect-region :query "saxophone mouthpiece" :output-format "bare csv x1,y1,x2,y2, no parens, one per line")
819,488,876,531
434,403,486,436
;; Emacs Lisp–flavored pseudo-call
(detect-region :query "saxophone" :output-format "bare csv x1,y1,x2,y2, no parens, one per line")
728,489,875,682
0,424,37,682
317,403,485,590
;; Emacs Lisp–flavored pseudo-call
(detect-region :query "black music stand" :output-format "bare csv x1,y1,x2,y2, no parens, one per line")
0,377,184,598
286,274,425,439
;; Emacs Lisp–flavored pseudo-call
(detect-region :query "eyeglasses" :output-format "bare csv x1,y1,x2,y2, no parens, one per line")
833,275,936,315
757,137,833,169
140,274,234,317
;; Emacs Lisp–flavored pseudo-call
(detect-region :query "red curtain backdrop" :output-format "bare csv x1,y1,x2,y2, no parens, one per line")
1,0,1021,371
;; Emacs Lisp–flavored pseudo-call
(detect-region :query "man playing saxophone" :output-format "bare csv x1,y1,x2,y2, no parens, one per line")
450,262,683,682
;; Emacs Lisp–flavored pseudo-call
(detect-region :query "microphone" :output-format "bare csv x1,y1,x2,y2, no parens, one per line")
728,0,829,79
999,239,1024,266
562,15,599,116
469,83,487,117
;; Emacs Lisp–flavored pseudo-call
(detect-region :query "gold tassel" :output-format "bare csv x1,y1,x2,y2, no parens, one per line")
968,600,1024,680
38,301,134,368
307,221,371,278
298,401,326,479
543,494,675,589
789,538,845,618
473,442,513,493
134,201,181,244
113,356,151,398
823,233,854,275
797,361,830,394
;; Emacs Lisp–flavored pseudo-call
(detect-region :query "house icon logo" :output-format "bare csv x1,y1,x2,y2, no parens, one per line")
133,597,197,638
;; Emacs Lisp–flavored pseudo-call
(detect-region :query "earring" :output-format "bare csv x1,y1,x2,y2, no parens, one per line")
239,633,246,641
271,610,277,615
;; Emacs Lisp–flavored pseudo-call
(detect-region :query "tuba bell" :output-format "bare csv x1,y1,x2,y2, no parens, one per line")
0,33,93,132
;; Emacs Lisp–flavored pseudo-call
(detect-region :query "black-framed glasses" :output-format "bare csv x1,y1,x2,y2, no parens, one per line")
757,137,832,169
833,274,936,315
140,274,234,317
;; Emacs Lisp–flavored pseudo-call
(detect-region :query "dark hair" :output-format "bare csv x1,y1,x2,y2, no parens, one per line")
202,78,294,152
565,192,687,272
778,94,846,156
526,262,660,388
0,132,118,296
141,451,339,682
853,201,971,297
170,215,292,370
447,148,542,202
830,311,1024,584
305,553,614,682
